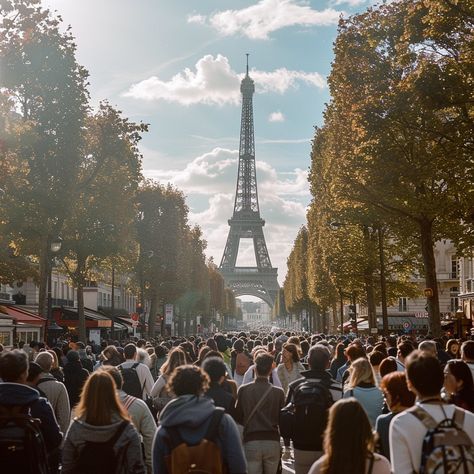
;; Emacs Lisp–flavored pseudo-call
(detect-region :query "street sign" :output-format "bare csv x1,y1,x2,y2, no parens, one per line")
131,313,139,321
402,320,412,331
131,320,139,328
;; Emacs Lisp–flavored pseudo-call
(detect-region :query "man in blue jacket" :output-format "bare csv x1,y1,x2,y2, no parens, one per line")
152,365,247,474
0,349,62,472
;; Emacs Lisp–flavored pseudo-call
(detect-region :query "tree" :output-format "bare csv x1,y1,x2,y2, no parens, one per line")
1,0,89,318
60,103,145,341
310,0,473,335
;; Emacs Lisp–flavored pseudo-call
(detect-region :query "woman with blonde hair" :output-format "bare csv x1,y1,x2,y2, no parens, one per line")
309,398,390,474
62,370,145,474
343,357,383,426
150,346,187,412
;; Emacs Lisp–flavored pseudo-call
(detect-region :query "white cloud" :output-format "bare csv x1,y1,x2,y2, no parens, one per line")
191,0,342,40
124,54,325,105
332,0,367,6
187,14,206,24
269,111,285,122
142,146,310,282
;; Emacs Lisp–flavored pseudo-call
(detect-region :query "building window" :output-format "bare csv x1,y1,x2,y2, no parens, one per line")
451,256,459,279
0,331,11,346
399,297,408,312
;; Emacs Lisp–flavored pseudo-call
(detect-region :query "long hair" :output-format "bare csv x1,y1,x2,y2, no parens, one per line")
160,347,187,377
75,370,130,426
348,357,375,388
320,399,374,474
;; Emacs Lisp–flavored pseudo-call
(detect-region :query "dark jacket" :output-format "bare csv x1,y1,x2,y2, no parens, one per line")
206,382,237,419
63,361,89,407
286,369,342,451
0,383,62,467
153,395,246,474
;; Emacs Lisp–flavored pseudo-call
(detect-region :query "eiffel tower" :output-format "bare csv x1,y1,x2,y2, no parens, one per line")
219,55,279,307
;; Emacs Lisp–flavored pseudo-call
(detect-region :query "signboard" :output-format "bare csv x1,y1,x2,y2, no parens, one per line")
424,288,433,297
131,313,139,321
131,320,139,328
402,320,412,331
89,329,100,345
370,328,378,334
415,312,429,318
165,304,173,325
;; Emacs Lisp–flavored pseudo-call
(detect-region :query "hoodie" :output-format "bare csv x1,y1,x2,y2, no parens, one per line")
152,395,246,474
0,382,62,462
62,415,146,474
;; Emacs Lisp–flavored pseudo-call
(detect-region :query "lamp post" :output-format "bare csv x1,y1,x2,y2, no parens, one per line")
47,236,64,346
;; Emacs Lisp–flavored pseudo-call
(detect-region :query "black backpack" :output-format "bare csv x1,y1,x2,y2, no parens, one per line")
280,378,333,450
409,405,474,474
119,363,144,399
76,420,129,474
0,405,50,474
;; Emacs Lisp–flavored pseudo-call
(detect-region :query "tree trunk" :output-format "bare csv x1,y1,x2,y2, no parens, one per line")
77,255,86,343
148,293,158,338
38,237,50,318
378,227,389,336
339,291,344,335
419,218,441,337
364,271,377,331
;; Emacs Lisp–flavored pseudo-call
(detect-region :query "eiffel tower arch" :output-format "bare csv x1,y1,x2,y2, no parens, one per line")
219,56,279,308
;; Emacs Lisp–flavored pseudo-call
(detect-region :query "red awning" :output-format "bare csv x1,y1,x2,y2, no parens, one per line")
0,305,47,327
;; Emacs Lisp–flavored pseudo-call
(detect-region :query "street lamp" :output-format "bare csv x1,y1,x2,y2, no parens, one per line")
47,236,63,345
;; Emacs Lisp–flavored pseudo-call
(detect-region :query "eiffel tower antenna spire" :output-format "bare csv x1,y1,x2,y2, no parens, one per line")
219,58,279,308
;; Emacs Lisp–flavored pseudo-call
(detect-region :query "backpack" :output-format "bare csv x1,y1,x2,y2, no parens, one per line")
0,405,50,474
76,420,128,474
119,363,144,399
279,378,333,449
165,407,227,474
409,405,474,474
235,352,251,376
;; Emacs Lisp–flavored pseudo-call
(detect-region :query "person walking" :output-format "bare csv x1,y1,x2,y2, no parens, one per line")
103,367,157,474
308,398,391,474
375,371,415,461
152,365,246,474
343,357,384,426
390,350,474,474
62,370,145,474
235,351,285,474
0,350,62,473
34,351,71,434
118,344,154,400
443,359,474,412
283,344,342,474
63,350,89,409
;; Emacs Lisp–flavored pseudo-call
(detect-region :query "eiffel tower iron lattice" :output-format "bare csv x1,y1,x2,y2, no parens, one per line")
219,56,279,307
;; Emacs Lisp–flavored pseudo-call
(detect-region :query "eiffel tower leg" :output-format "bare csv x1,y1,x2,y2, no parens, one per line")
220,228,240,268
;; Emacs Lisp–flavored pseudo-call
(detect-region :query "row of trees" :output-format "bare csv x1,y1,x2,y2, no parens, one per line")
285,0,473,336
0,0,230,339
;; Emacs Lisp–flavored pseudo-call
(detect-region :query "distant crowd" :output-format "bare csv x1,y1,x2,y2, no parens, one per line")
0,331,473,474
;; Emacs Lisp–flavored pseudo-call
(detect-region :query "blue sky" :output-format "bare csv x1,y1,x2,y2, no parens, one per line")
43,0,373,286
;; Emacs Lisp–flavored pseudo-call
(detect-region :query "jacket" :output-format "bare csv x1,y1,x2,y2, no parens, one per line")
0,382,62,465
235,376,285,443
119,390,157,473
62,415,146,474
37,373,71,433
152,395,246,474
205,382,237,419
63,361,89,407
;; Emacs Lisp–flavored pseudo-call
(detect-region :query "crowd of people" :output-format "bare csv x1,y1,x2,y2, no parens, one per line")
0,331,473,473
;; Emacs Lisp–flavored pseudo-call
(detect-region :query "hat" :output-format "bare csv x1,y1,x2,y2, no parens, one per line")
276,335,289,344
66,350,80,363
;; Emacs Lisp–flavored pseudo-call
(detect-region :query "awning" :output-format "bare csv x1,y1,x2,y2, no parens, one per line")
0,305,46,327
56,307,128,331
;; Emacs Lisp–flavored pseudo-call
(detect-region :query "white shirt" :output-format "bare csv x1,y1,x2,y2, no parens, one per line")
119,360,154,399
390,403,474,474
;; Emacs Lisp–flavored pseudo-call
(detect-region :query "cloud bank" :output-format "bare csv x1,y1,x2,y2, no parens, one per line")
189,0,342,40
124,54,325,105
